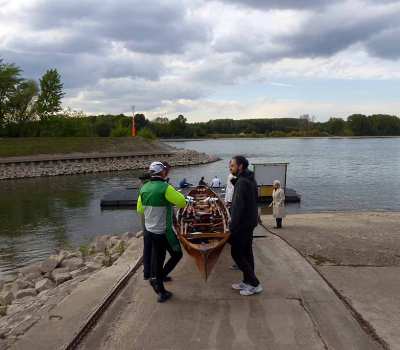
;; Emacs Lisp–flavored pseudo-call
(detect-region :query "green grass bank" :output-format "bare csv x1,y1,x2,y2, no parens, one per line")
0,137,174,158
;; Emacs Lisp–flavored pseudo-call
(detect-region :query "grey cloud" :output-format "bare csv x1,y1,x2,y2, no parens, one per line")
66,77,211,114
213,4,400,63
188,55,256,85
215,0,400,11
1,50,167,90
6,34,105,56
365,27,400,59
214,0,342,10
20,0,211,55
275,10,400,59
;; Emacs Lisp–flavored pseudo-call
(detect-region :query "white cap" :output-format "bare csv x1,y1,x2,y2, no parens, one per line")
149,161,166,174
274,180,281,185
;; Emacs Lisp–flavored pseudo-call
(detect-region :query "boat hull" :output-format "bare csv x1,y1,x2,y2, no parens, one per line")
175,186,231,281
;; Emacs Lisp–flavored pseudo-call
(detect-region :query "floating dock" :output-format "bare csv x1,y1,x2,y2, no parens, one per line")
100,186,300,207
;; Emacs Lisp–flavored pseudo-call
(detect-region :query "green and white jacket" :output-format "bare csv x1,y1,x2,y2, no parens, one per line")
137,177,186,251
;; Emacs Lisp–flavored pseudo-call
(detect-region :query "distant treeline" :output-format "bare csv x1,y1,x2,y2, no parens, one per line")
2,112,400,138
2,55,400,138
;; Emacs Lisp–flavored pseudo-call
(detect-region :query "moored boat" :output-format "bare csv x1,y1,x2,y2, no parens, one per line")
175,186,231,281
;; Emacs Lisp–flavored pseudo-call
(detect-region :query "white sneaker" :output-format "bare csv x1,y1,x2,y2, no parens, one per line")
240,284,262,296
232,282,249,290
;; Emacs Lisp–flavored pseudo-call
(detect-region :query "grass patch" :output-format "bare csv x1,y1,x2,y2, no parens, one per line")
0,305,8,317
308,254,339,266
0,137,162,158
77,235,96,256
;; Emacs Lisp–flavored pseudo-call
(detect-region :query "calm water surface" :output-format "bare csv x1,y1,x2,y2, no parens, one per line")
1,138,399,276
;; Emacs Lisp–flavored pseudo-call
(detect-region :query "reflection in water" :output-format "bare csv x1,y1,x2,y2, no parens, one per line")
1,138,400,276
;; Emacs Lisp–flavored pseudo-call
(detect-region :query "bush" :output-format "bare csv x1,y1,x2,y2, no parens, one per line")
0,305,7,317
137,126,156,140
289,130,330,137
110,120,131,137
251,131,257,138
269,131,288,137
340,129,354,136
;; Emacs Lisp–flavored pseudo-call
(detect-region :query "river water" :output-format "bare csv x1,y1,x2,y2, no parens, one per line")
1,138,399,276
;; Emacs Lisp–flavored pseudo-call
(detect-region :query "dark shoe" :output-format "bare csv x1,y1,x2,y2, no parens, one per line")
144,273,151,280
149,277,159,294
273,226,281,229
158,291,172,303
164,276,172,282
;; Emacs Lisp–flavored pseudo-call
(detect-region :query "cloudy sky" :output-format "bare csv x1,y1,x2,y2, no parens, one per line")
1,0,400,122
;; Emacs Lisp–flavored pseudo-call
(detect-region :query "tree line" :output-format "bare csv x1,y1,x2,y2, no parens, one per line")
1,56,400,138
0,56,66,137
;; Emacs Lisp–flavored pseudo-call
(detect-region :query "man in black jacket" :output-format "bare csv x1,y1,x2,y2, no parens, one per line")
229,155,262,295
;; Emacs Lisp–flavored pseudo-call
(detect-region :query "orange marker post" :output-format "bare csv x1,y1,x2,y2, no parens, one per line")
131,105,136,137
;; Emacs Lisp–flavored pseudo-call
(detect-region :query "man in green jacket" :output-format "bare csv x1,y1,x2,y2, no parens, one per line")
137,161,186,303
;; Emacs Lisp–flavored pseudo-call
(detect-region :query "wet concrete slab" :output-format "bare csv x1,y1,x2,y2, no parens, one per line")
83,226,378,350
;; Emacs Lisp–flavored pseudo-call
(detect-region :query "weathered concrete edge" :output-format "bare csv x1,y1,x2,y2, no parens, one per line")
12,239,144,350
0,151,177,164
260,219,387,350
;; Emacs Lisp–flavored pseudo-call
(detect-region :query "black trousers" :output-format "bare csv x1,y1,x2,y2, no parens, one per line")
276,218,282,228
143,229,155,277
229,227,260,287
148,230,183,294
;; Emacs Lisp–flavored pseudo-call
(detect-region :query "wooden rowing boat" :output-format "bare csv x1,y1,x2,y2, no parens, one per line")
175,186,231,281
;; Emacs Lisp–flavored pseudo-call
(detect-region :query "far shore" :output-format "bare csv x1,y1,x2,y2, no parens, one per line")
160,135,400,142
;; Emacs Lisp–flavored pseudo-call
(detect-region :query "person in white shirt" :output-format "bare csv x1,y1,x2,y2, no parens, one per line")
226,162,238,270
225,173,235,209
211,176,222,188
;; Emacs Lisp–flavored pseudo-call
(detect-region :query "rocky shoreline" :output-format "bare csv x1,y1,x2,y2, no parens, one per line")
0,231,142,346
0,149,220,180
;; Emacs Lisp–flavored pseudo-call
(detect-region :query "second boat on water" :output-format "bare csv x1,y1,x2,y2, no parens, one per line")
175,186,231,281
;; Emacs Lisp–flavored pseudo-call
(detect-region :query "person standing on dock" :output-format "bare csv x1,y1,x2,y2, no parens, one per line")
138,171,154,280
137,161,186,303
229,155,262,295
139,161,173,281
270,180,286,229
225,161,239,270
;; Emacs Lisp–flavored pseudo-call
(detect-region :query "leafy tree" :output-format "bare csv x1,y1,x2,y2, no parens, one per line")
168,115,186,136
251,131,257,138
0,57,24,132
299,114,315,131
347,114,371,136
6,79,39,136
327,117,345,135
152,117,170,136
109,120,131,137
369,114,400,136
36,69,65,120
93,116,115,137
137,126,156,140
134,113,148,131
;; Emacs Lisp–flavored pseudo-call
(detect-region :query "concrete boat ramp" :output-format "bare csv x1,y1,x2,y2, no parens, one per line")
10,223,388,350
80,225,378,350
